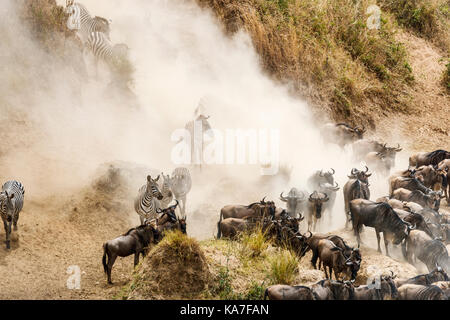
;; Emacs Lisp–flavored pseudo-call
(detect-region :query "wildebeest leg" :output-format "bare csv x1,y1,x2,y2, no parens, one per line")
107,254,117,284
383,234,390,257
139,215,145,225
134,252,140,267
329,267,333,280
355,224,361,248
375,229,382,253
311,250,319,269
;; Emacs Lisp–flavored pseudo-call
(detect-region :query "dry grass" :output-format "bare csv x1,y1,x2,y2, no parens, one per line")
268,248,299,285
196,0,415,126
239,226,271,258
126,230,213,300
443,60,450,92
379,0,450,54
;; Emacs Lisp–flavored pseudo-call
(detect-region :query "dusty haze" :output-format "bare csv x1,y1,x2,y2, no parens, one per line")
0,0,411,239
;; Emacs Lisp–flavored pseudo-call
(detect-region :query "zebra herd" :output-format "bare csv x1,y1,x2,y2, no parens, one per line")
65,0,129,75
134,167,192,225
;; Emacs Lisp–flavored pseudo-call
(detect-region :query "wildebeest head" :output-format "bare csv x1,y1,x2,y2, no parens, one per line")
353,125,366,140
319,168,336,184
430,265,449,282
319,182,340,194
345,248,362,281
0,191,15,222
380,272,399,300
348,166,372,183
146,175,163,200
308,191,329,219
156,200,179,224
280,188,306,216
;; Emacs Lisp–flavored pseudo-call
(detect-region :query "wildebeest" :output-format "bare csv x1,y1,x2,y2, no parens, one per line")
155,200,187,236
310,279,355,300
317,239,361,281
352,139,386,159
394,267,449,287
349,199,413,256
414,165,447,191
318,182,340,222
437,159,450,204
306,168,335,190
364,144,402,176
306,191,329,231
279,188,306,217
397,284,447,300
217,217,253,239
305,233,355,268
264,285,315,300
432,281,450,298
404,230,449,273
219,198,275,221
389,176,432,197
392,188,443,211
321,123,365,147
394,209,434,238
409,150,450,168
353,272,398,300
102,223,159,284
343,168,371,229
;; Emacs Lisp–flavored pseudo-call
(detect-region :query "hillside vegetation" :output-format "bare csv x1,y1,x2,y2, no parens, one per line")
196,0,450,140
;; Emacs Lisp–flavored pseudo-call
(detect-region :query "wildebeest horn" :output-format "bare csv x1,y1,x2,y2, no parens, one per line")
334,182,339,188
261,196,267,204
351,168,357,175
156,208,163,213
155,175,160,181
330,168,335,175
395,144,402,152
305,231,313,239
319,170,324,177
364,166,369,173
171,200,179,209
280,192,288,202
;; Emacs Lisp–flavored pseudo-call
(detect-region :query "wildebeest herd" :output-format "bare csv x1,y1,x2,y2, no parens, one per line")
1,119,449,300
216,123,450,300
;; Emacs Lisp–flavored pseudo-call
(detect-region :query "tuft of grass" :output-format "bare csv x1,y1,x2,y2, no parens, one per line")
268,249,299,285
157,229,200,261
239,226,271,258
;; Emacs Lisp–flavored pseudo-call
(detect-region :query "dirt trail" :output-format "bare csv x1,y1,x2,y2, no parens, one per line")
0,186,139,300
376,31,449,151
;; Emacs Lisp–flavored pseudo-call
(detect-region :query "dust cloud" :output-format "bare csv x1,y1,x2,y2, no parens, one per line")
0,0,408,240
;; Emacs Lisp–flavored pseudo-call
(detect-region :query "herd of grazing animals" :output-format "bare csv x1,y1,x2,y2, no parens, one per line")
1,1,450,300
217,122,449,300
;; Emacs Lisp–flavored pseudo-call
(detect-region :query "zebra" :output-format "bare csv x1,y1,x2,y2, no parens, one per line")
183,113,213,170
157,173,173,210
0,180,25,249
86,31,129,75
170,168,192,216
134,175,163,225
65,1,111,45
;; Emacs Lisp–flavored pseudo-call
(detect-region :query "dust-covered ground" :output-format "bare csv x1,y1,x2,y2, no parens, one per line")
0,0,448,299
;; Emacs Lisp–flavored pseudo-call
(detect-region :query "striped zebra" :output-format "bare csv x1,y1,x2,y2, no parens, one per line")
134,175,163,225
0,180,25,249
157,173,173,210
86,31,129,74
170,168,192,216
65,1,111,45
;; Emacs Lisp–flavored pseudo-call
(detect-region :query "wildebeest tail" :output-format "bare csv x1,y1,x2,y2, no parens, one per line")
102,243,109,274
264,288,269,300
442,174,448,190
